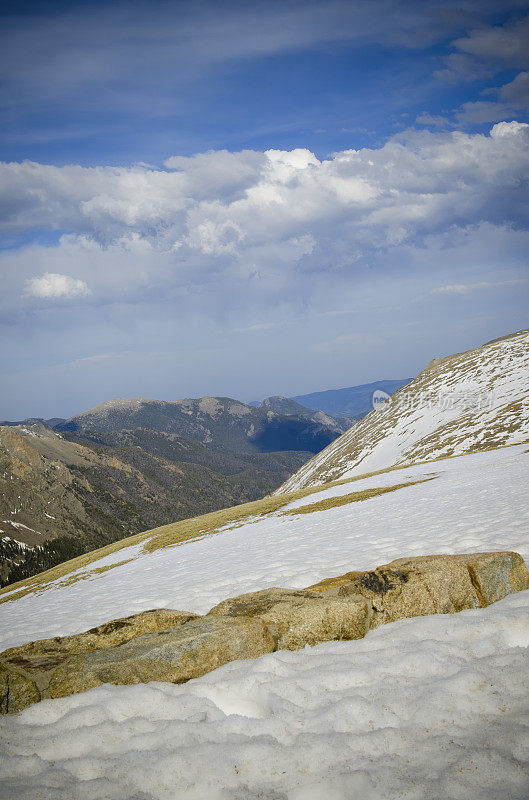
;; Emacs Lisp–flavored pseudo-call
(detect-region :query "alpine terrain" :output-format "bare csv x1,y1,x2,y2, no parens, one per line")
0,331,528,799
0,397,350,585
279,329,529,492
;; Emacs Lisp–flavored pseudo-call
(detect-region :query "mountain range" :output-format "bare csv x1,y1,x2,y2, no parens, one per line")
4,325,525,591
0,394,355,585
250,379,410,419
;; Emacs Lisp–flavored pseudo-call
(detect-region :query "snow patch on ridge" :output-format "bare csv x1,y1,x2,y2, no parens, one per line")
279,329,529,492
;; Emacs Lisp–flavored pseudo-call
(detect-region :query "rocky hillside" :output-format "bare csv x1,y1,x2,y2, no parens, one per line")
255,396,353,431
0,423,309,585
0,395,355,584
57,396,347,453
279,329,529,492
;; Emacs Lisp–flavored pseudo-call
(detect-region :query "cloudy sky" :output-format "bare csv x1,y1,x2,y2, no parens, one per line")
1,0,528,419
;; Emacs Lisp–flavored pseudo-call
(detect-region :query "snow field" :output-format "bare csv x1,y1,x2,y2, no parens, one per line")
1,590,528,799
0,444,528,651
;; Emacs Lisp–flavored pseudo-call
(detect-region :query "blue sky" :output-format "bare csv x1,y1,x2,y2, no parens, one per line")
1,0,528,419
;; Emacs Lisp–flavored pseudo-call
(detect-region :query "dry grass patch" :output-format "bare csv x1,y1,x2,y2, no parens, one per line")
0,479,377,605
281,479,435,517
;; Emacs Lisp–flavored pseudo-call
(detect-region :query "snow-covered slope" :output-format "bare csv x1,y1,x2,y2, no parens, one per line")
1,443,529,799
279,329,529,492
1,443,528,650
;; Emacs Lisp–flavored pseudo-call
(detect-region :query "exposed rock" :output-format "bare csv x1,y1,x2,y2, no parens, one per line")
2,608,198,663
1,551,527,714
0,663,40,713
335,552,529,627
208,588,320,617
48,616,276,698
464,551,529,605
260,595,371,650
306,572,365,595
208,586,370,649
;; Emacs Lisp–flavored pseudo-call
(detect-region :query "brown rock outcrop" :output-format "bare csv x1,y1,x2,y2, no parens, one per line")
1,551,527,714
48,616,276,698
334,551,529,626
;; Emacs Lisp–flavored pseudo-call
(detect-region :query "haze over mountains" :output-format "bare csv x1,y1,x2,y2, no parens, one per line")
251,379,410,420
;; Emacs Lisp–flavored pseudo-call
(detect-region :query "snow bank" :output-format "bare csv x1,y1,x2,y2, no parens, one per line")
1,591,528,799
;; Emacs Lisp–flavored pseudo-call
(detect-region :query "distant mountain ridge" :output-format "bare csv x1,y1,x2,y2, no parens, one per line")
250,380,410,420
290,380,411,419
278,329,529,492
0,417,66,428
253,396,353,431
56,396,347,454
0,395,352,585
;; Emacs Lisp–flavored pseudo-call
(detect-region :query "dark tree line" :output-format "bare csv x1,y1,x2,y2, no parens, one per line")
0,536,86,588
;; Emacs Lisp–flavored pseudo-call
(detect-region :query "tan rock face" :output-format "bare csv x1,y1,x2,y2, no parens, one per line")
464,552,529,605
0,608,200,712
208,588,320,617
1,608,198,664
336,552,529,627
208,587,371,649
48,616,276,698
306,572,365,594
260,595,371,650
0,663,40,713
1,550,527,715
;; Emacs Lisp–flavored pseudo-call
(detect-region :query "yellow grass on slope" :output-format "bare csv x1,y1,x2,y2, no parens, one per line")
281,479,434,516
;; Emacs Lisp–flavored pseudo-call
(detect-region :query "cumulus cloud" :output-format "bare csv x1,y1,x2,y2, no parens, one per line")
25,272,90,299
0,121,527,319
2,123,529,250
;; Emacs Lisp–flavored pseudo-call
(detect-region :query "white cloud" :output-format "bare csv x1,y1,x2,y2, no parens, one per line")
2,123,528,256
436,17,529,124
438,16,529,82
25,272,90,299
490,120,529,138
451,16,529,70
432,279,529,295
0,122,527,321
457,76,529,125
